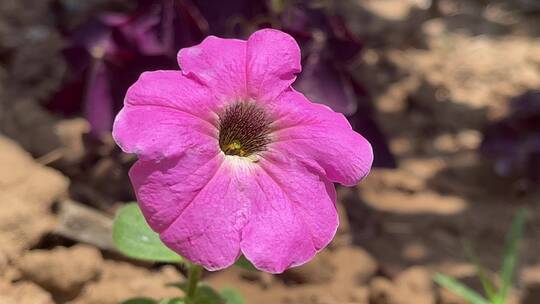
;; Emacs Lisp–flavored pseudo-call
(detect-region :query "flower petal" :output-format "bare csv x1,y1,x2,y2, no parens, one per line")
268,88,373,186
177,36,247,100
113,106,217,161
129,146,222,233
247,29,301,102
113,70,220,160
241,155,338,274
158,159,255,271
124,70,220,120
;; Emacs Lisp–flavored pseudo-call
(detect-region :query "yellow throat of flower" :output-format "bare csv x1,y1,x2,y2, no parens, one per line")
218,101,271,158
222,140,247,157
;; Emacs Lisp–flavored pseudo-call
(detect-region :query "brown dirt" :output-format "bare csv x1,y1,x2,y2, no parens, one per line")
0,280,55,304
16,245,103,301
1,0,540,303
0,135,68,259
70,261,182,304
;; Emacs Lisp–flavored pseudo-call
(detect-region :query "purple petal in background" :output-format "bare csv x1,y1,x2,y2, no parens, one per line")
481,90,540,181
190,0,267,37
295,51,358,116
326,15,363,63
46,47,91,115
84,58,113,137
281,6,311,38
105,8,165,56
348,77,397,168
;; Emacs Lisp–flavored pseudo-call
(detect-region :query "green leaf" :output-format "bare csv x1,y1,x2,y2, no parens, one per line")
221,288,244,304
171,283,224,304
113,203,183,263
234,256,257,272
192,285,225,304
463,241,497,301
497,208,527,303
434,273,490,304
121,298,157,304
158,298,184,304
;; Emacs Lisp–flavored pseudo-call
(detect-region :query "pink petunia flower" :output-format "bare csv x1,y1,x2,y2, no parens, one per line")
112,29,373,273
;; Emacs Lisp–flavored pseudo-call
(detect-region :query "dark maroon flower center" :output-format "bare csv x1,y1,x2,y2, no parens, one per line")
218,102,271,157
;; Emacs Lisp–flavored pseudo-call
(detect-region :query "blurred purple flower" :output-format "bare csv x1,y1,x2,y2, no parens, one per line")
481,90,540,182
47,0,206,136
47,0,395,167
279,4,395,167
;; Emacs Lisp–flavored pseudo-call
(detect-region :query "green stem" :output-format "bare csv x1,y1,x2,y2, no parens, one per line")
185,263,203,303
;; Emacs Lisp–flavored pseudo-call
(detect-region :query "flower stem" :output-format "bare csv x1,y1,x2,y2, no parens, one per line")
185,263,203,303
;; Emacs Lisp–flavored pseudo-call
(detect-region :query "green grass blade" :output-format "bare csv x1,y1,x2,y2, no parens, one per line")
498,208,527,302
463,241,497,301
434,273,490,304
